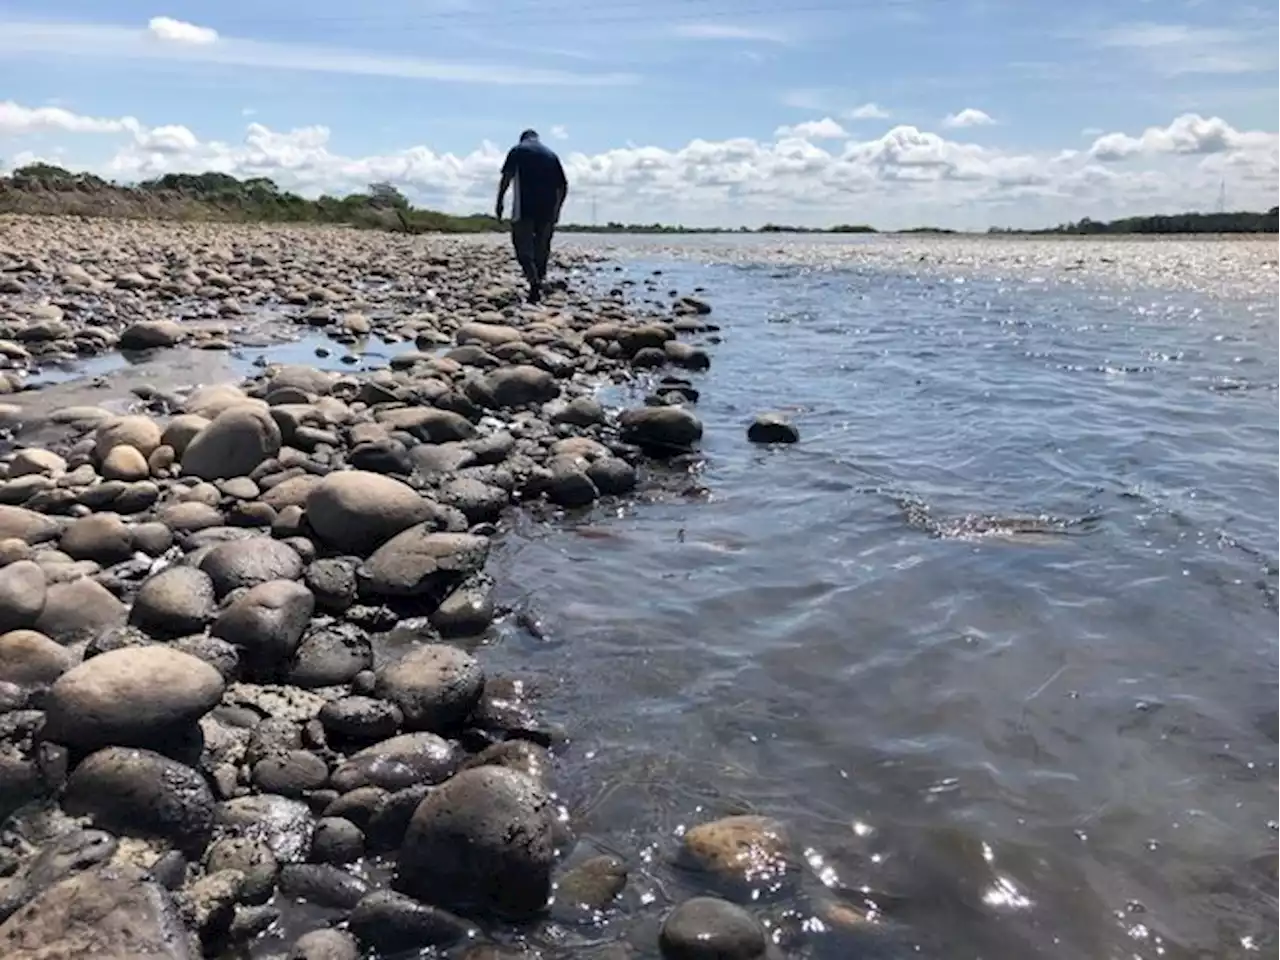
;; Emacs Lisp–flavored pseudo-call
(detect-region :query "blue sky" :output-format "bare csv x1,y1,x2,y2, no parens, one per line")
0,1,1276,228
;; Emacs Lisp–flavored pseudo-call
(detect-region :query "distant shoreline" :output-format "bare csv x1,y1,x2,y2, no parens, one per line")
2,164,1276,237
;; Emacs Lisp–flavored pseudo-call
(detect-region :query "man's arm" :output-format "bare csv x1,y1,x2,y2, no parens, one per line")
496,150,516,219
553,157,568,222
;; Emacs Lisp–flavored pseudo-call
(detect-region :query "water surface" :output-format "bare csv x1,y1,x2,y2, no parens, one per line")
480,235,1278,959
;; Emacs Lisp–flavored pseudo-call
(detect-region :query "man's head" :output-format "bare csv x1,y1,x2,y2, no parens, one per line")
519,129,539,142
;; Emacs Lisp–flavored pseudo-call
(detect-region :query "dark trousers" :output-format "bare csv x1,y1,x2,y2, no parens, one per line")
511,218,555,286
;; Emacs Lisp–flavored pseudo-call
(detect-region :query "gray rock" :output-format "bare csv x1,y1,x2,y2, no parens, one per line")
359,528,489,599
119,320,186,349
100,445,150,481
375,644,484,732
204,836,279,905
129,565,216,638
63,747,216,856
305,471,434,556
158,501,224,532
287,621,371,688
409,442,476,475
330,731,457,792
319,696,403,741
553,855,628,919
619,406,703,453
545,457,598,508
33,577,126,643
211,580,315,675
290,928,360,960
396,766,555,919
466,365,558,409
429,573,496,637
182,406,283,480
200,538,303,596
260,474,323,510
278,863,368,910
550,396,605,427
746,413,799,444
251,750,329,798
94,415,163,461
0,863,195,960
664,340,711,370
309,818,365,865
587,457,639,496
170,635,239,680
375,407,476,443
659,897,767,960
0,506,59,544
462,740,552,784
217,794,315,863
304,558,357,611
0,561,46,632
0,829,118,925
0,630,71,686
348,890,474,954
43,646,224,752
161,415,210,457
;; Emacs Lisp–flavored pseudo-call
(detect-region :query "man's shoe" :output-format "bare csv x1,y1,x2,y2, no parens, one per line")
528,283,542,304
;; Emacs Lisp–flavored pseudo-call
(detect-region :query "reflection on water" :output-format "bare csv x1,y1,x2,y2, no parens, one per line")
476,241,1277,959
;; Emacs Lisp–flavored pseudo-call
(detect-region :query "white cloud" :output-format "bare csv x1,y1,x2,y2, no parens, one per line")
549,125,569,141
0,19,637,87
774,117,847,141
673,23,790,43
943,108,997,129
147,16,218,46
0,100,140,136
2,101,1275,231
1089,113,1273,161
847,102,890,120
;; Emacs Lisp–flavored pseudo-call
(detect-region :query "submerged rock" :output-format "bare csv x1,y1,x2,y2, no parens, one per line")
659,896,766,960
746,413,799,444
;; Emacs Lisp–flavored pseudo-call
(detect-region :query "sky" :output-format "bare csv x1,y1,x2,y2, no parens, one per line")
0,1,1276,229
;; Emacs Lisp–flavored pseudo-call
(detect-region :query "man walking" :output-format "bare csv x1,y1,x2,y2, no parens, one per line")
496,129,568,303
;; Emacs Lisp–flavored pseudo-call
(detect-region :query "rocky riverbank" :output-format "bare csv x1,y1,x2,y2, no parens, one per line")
0,217,801,960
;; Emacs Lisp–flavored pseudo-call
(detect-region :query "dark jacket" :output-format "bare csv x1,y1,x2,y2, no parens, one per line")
503,138,567,222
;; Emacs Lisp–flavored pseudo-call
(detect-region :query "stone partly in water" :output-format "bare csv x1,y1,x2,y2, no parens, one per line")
360,529,489,600
746,413,800,444
396,766,555,919
658,897,767,960
619,406,703,454
680,814,794,896
42,646,225,752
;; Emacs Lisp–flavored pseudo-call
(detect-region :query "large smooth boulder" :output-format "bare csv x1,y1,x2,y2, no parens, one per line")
59,513,133,565
373,408,475,443
348,890,473,955
619,406,702,453
119,320,186,350
374,645,483,732
94,415,163,461
0,864,195,960
211,580,315,674
161,415,210,457
0,630,72,685
680,815,793,894
43,646,224,752
455,322,523,347
0,560,47,632
360,529,489,599
182,406,282,480
305,472,433,556
467,365,559,409
33,578,127,643
200,538,303,596
63,747,215,856
396,766,555,919
129,566,217,638
0,505,59,544
329,732,457,792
